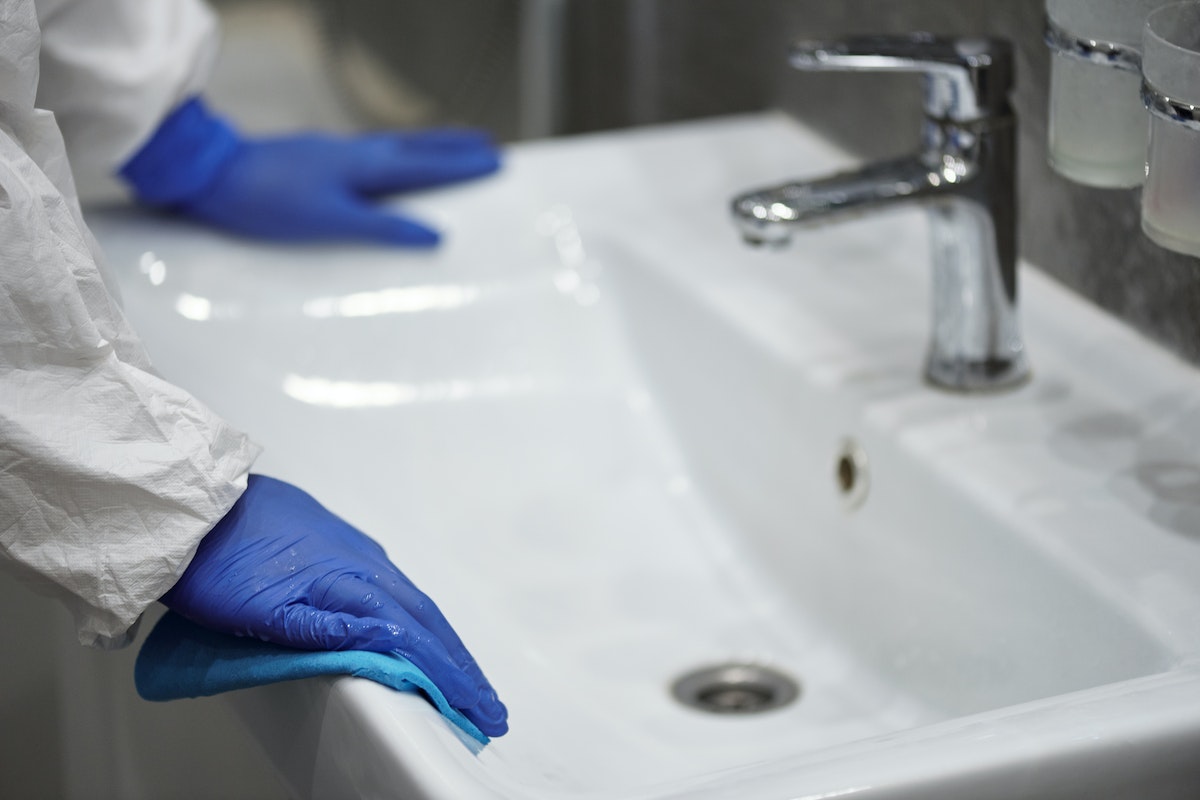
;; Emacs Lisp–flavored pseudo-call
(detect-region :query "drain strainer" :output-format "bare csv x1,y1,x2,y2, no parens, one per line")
671,663,800,715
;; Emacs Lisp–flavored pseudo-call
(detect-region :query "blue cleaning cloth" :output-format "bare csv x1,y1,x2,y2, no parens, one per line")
135,611,488,745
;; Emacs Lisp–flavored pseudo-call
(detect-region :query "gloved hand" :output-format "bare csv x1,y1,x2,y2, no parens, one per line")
120,97,500,246
162,474,507,737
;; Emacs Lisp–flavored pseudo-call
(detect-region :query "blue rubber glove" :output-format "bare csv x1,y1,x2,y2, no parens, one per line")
120,97,500,246
161,475,508,737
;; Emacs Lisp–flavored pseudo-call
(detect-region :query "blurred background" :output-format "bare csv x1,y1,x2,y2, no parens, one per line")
302,0,1198,369
2,1,1196,798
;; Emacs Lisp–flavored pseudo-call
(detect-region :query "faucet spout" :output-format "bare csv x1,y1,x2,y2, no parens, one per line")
732,156,949,245
730,34,1029,393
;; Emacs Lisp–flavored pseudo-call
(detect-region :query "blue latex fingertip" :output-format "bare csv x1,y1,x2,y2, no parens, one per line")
387,220,441,247
476,693,510,732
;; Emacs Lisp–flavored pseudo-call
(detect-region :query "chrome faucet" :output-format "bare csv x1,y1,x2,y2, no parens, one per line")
731,34,1030,392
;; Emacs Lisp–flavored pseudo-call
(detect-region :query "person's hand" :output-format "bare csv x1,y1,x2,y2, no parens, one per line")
177,129,499,246
162,474,507,737
120,98,500,247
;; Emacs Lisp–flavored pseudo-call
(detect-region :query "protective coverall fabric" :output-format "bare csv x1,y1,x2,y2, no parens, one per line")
0,0,259,648
33,0,220,198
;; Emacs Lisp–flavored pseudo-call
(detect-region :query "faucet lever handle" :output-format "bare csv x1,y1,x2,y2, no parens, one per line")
789,33,1012,121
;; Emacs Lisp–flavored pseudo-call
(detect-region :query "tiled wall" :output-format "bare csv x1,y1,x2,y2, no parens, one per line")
566,0,1200,368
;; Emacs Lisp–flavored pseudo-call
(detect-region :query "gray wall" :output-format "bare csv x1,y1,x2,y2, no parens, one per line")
563,0,1200,368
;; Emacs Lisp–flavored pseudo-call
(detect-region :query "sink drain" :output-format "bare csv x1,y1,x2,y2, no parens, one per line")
671,664,800,715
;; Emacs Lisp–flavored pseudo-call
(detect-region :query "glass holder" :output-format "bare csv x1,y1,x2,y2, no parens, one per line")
1140,2,1200,258
1043,0,1177,188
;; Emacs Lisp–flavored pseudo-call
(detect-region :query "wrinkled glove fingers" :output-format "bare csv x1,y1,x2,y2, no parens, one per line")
348,137,501,195
356,151,501,195
312,578,507,734
363,128,495,151
323,572,494,686
321,573,508,733
313,574,489,686
390,599,508,735
372,569,492,678
271,600,481,711
379,575,508,727
324,199,441,247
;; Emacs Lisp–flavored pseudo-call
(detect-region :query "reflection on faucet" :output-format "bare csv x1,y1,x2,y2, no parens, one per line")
731,34,1030,393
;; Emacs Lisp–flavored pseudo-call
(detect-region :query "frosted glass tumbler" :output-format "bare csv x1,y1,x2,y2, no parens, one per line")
1141,3,1200,257
1045,0,1175,187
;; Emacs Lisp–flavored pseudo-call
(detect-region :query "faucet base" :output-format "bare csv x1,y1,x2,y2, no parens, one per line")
925,352,1031,393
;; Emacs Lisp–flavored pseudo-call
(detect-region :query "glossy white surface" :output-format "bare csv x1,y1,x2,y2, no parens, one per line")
92,114,1200,799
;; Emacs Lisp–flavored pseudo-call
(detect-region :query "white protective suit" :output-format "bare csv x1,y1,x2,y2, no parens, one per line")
0,0,260,647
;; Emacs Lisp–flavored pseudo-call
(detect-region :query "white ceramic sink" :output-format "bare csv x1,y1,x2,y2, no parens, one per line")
91,114,1200,799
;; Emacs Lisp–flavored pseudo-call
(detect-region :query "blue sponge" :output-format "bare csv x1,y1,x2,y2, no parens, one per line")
135,610,488,745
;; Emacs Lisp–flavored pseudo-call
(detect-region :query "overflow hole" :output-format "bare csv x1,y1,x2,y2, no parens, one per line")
835,439,870,510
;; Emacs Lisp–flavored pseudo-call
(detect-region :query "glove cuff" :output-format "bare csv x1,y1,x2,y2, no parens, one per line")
119,97,241,206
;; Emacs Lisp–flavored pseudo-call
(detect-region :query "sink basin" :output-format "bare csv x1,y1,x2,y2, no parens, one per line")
91,113,1200,799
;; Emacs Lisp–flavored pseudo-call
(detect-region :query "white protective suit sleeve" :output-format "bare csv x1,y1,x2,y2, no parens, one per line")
0,0,261,648
33,0,220,196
